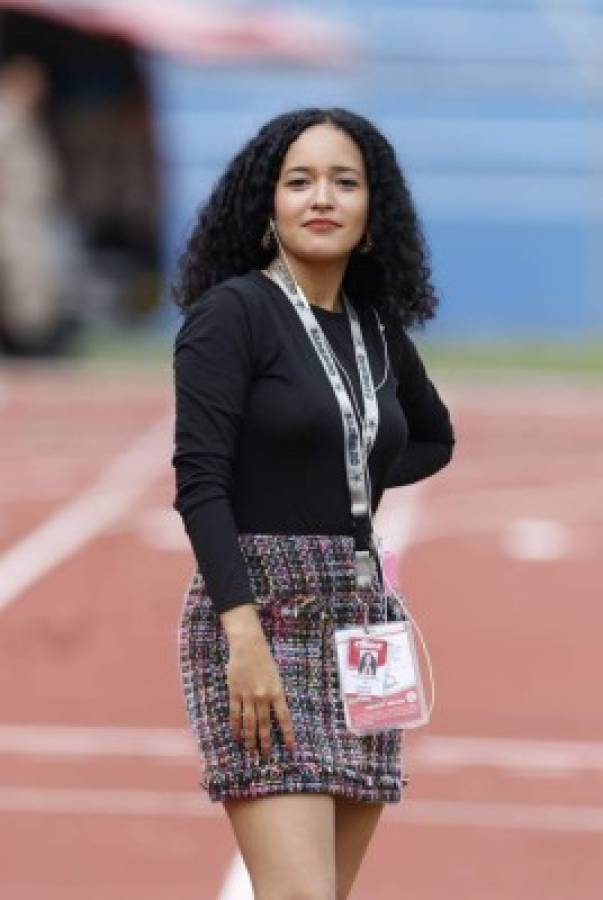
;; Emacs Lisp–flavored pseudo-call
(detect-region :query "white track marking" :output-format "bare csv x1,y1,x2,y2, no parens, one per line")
425,479,603,520
136,508,189,551
411,735,603,776
415,478,603,545
0,725,194,758
373,483,424,555
445,385,603,418
0,787,218,818
449,450,603,483
0,413,172,612
2,725,603,777
218,852,253,900
503,518,573,561
387,799,603,833
2,788,603,834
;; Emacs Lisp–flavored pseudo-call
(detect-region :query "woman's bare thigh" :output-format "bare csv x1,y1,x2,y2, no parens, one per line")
334,797,386,900
223,793,337,900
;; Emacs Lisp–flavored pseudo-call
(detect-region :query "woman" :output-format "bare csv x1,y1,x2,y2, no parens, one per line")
173,107,454,900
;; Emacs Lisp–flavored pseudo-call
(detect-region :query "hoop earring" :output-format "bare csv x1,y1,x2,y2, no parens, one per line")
358,231,373,255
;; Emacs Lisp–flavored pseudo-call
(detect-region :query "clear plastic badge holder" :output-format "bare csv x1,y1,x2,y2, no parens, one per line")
334,541,435,736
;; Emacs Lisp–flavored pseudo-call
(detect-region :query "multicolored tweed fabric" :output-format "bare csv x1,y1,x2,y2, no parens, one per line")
178,533,409,804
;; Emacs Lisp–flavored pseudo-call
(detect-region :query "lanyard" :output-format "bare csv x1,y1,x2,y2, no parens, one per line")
264,256,379,589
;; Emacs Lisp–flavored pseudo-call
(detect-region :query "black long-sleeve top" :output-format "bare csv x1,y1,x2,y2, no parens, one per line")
172,269,455,614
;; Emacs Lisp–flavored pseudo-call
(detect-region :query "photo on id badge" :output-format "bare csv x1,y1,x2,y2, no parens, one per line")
348,635,388,694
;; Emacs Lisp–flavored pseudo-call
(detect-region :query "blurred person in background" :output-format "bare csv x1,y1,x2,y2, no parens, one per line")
173,107,455,899
0,55,81,356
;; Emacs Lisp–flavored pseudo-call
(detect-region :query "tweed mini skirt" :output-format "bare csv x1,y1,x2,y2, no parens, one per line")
178,533,409,804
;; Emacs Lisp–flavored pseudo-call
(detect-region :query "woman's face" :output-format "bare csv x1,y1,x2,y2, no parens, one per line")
273,123,369,266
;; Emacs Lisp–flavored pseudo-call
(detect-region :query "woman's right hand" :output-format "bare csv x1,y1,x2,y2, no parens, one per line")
220,604,297,758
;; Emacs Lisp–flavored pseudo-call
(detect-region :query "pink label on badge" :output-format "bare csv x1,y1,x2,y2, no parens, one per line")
346,687,420,731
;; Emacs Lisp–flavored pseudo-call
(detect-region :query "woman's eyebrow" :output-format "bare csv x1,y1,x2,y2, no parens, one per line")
284,165,361,175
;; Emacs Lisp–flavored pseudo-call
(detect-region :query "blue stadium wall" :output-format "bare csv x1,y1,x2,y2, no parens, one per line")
144,0,603,339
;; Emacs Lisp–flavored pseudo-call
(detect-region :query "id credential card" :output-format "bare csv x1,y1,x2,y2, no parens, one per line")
334,621,428,734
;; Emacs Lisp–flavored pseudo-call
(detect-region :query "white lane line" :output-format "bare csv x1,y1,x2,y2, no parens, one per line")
136,508,189,551
502,518,573,561
218,852,253,899
445,387,603,418
0,725,194,759
374,483,424,557
0,412,172,612
424,479,603,522
412,735,603,776
387,799,603,833
2,788,603,834
2,725,603,777
414,479,603,545
0,787,219,819
450,451,603,482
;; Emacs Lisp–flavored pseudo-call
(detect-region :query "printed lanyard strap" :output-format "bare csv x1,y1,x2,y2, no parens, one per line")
264,257,379,587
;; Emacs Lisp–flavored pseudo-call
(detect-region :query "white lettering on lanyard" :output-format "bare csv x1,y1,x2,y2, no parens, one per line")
264,255,379,586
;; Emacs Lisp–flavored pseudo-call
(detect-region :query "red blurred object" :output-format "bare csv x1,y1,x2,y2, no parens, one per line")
0,0,358,65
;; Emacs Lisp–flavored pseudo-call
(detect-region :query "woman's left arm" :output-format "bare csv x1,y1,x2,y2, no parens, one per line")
384,328,455,487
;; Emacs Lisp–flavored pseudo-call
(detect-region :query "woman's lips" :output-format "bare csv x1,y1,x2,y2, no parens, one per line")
304,220,341,233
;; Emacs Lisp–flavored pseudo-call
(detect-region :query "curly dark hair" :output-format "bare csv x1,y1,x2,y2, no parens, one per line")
172,107,439,328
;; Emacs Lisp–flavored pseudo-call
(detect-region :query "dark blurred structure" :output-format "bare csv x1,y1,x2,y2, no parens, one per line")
0,9,161,355
0,1,348,356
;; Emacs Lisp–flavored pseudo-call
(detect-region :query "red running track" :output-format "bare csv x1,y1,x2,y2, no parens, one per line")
0,365,602,899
